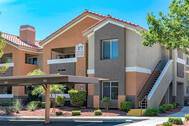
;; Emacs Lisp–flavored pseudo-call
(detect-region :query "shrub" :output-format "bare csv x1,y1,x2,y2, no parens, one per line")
5,107,13,115
14,99,22,113
162,122,172,126
72,110,81,116
120,101,133,112
38,102,46,108
94,109,102,116
168,117,183,125
172,103,177,109
143,108,159,116
160,104,174,112
27,101,38,111
185,114,189,121
55,96,64,107
159,106,166,113
68,89,86,107
102,97,110,111
56,111,63,116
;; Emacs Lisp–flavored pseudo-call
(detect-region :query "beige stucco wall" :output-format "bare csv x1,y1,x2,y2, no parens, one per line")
125,29,162,70
87,33,95,71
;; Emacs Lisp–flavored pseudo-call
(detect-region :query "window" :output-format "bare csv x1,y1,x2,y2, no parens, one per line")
0,86,12,94
177,49,183,59
177,63,184,78
186,86,189,94
101,39,119,60
0,53,12,63
25,54,38,65
101,81,118,100
187,57,189,65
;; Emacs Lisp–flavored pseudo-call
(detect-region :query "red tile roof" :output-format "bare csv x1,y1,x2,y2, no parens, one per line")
85,10,145,30
1,32,42,49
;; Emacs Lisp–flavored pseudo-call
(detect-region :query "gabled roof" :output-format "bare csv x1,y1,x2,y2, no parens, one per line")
40,10,146,47
83,15,146,37
40,10,105,47
1,32,42,52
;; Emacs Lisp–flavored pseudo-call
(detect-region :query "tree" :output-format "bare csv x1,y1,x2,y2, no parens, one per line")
142,0,189,53
0,32,8,73
27,69,64,112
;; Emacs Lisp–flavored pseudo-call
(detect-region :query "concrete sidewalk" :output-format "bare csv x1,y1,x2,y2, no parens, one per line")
0,115,149,121
169,107,189,117
127,117,169,126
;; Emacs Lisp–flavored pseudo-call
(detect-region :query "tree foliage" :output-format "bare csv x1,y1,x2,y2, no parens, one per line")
0,32,8,73
142,0,189,53
27,69,64,96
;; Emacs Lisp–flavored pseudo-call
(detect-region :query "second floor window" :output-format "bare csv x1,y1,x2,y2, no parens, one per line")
101,39,119,60
25,54,38,65
187,57,189,65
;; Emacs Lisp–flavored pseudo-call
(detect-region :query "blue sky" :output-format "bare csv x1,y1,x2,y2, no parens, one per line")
0,0,171,40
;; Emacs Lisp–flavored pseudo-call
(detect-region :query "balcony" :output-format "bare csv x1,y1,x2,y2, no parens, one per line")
48,47,76,75
47,57,77,64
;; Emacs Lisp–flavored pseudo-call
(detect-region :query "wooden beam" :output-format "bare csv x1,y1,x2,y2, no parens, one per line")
44,84,50,124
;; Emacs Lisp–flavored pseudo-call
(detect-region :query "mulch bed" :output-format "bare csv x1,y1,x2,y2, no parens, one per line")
158,107,182,117
0,106,126,116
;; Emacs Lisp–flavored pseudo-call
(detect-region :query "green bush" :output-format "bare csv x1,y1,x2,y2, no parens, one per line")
120,101,133,112
14,99,22,113
55,96,64,107
185,114,189,121
27,101,38,111
5,107,13,115
102,97,110,111
162,122,172,126
172,103,177,109
38,102,46,108
68,89,86,107
94,109,102,116
168,117,183,125
143,108,159,116
72,110,81,116
159,106,166,113
160,104,174,112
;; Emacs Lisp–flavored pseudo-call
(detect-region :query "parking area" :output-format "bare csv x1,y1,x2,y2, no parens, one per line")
0,120,130,126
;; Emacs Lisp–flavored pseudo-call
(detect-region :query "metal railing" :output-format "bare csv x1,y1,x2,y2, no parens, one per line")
137,60,167,104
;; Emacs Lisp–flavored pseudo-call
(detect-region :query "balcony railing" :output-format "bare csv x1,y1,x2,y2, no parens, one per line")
0,63,14,67
47,57,77,64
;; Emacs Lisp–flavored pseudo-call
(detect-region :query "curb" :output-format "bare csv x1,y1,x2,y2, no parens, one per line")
0,116,150,122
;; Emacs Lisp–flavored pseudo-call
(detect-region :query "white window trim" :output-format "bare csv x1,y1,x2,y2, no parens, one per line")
125,66,152,74
101,39,119,60
87,69,95,74
0,63,14,67
101,81,118,100
177,58,185,65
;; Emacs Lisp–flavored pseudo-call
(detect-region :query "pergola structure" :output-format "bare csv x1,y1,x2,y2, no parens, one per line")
0,74,102,124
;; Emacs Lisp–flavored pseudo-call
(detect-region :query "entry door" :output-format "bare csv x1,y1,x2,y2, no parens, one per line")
177,83,184,106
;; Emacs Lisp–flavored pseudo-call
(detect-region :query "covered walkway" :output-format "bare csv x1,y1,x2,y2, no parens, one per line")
0,74,102,123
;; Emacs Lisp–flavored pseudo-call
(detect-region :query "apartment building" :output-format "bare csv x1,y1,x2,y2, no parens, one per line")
0,11,189,109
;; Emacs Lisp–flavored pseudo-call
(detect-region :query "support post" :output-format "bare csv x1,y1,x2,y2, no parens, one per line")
44,84,50,124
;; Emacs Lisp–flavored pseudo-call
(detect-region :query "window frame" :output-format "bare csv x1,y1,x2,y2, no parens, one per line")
101,39,119,60
101,81,118,100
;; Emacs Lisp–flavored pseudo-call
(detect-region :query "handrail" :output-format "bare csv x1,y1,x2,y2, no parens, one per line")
137,60,166,101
